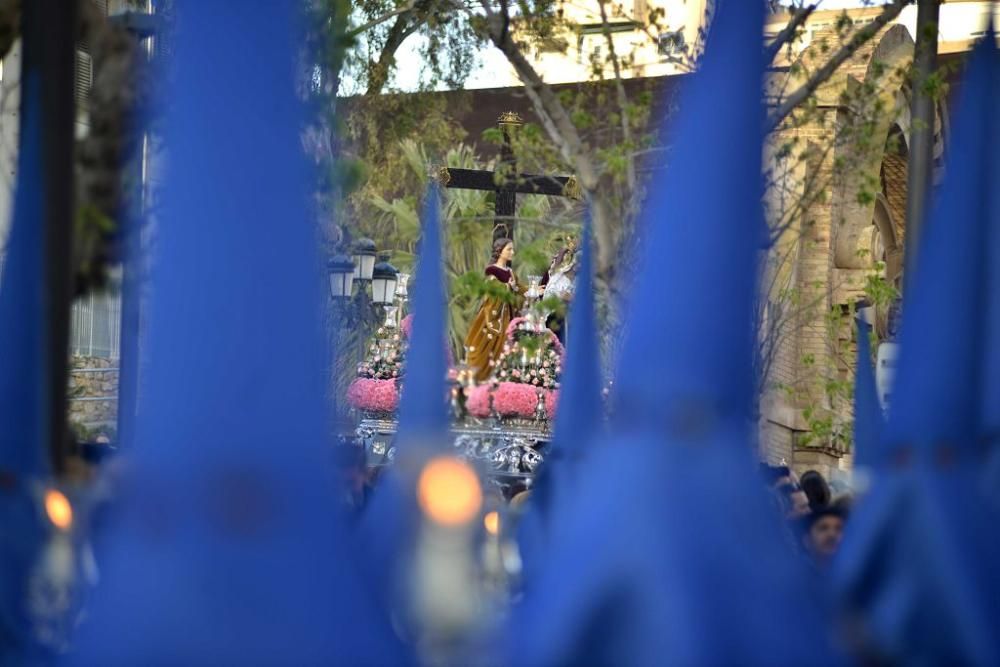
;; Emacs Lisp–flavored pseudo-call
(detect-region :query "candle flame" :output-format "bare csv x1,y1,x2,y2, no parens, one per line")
484,511,500,536
417,457,482,526
45,489,73,531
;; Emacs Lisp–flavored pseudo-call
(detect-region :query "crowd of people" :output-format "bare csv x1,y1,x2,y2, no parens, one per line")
760,463,851,573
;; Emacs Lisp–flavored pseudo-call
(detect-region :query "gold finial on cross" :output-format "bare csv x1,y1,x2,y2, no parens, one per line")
437,166,451,186
498,111,524,130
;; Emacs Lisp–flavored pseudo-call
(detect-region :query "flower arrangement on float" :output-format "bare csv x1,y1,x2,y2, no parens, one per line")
346,377,399,414
347,321,406,414
463,313,564,422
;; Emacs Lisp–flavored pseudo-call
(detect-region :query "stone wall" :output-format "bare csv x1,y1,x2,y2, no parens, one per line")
758,24,913,475
68,356,119,433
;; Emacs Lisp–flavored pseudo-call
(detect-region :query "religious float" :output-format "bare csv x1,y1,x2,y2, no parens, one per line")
345,273,561,492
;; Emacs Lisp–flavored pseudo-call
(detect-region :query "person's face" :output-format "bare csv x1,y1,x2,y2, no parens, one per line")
808,515,844,559
500,242,515,262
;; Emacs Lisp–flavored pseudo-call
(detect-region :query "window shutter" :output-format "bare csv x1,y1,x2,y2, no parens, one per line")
75,50,93,112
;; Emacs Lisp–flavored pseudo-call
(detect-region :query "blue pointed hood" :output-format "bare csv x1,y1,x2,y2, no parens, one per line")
547,210,603,458
69,2,407,663
882,33,997,458
518,208,603,574
834,31,1000,665
396,183,450,445
0,73,47,479
355,182,452,621
611,0,763,433
508,4,846,664
853,321,884,471
979,22,1000,487
0,55,55,662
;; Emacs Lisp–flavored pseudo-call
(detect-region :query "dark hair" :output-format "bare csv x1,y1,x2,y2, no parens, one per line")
799,505,846,534
491,237,514,262
799,470,832,511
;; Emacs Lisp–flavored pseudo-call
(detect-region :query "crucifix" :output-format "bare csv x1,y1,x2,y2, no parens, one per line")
439,111,581,242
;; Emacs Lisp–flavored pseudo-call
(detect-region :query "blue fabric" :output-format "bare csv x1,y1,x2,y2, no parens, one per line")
0,71,47,479
67,3,407,663
852,322,883,471
396,183,450,443
881,45,996,454
508,3,844,664
517,208,603,581
981,24,1000,508
834,31,1000,665
0,63,54,663
356,183,450,623
609,12,762,431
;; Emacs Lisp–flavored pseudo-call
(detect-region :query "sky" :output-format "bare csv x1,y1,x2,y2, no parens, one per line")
388,1,982,92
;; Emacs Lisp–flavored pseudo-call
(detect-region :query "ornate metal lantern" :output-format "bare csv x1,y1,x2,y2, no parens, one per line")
327,254,356,299
352,238,377,282
371,256,399,305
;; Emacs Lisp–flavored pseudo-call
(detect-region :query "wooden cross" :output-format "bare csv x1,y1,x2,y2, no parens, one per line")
439,111,580,242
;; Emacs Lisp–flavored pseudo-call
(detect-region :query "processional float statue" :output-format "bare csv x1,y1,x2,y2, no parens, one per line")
346,232,578,492
345,112,582,491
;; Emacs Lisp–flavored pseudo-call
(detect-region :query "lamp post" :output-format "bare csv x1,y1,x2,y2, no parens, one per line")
327,254,356,300
328,243,403,332
371,254,399,306
352,238,377,282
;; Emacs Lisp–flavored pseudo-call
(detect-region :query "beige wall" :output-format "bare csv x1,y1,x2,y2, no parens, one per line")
500,0,711,86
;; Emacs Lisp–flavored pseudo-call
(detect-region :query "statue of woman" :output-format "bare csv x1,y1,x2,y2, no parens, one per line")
541,235,578,344
464,237,526,382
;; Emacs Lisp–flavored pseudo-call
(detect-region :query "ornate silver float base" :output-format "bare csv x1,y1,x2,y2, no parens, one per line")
355,414,550,490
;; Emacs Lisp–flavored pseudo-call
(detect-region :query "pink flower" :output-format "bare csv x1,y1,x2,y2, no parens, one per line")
400,314,414,338
466,384,492,418
544,389,559,420
505,317,528,338
346,378,399,413
493,382,539,419
512,369,521,378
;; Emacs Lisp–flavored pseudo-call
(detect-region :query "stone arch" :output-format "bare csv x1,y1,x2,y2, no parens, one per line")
832,25,949,286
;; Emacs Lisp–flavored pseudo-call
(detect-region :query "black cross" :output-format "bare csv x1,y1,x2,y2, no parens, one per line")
439,112,580,242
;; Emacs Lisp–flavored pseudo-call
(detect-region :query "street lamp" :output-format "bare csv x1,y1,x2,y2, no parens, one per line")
327,254,356,299
352,238,377,282
371,255,399,305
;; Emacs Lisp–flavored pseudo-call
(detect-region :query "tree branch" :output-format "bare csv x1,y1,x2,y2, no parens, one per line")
764,3,817,65
765,0,908,133
365,10,414,95
597,0,636,197
347,0,415,38
476,0,614,280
